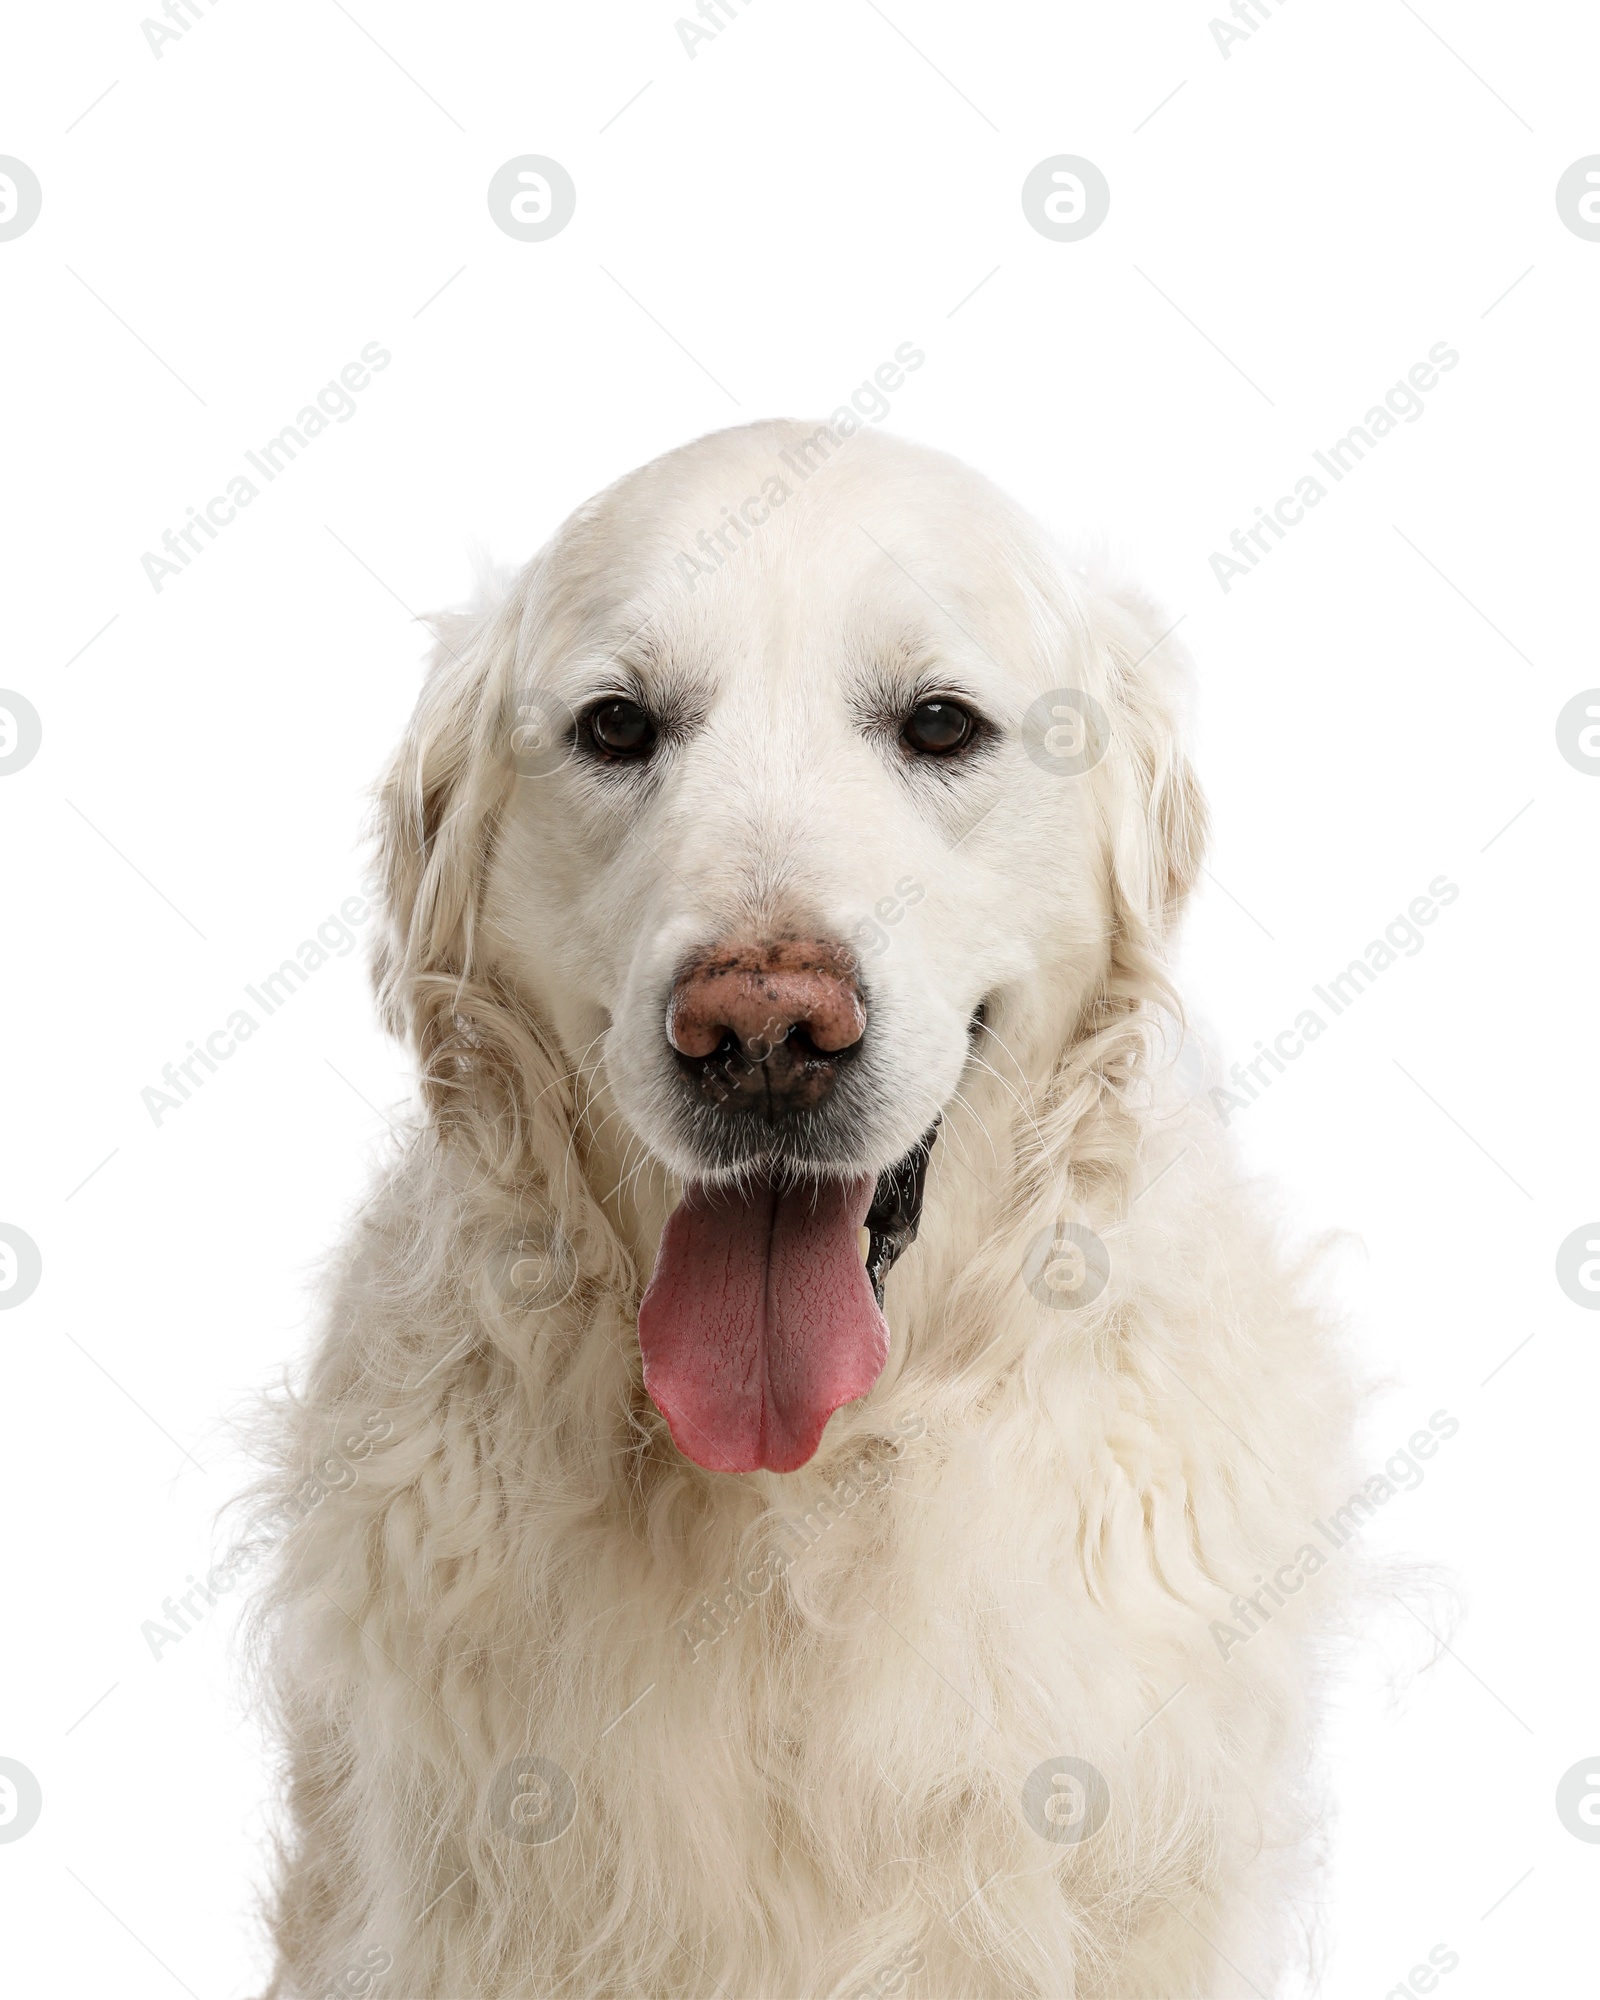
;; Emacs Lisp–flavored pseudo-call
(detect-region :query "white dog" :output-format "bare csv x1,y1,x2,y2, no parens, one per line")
251,421,1358,1998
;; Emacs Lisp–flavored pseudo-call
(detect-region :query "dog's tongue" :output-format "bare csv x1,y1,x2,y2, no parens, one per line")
638,1175,887,1474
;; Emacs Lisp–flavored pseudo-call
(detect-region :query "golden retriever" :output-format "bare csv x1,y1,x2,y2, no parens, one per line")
250,420,1357,1998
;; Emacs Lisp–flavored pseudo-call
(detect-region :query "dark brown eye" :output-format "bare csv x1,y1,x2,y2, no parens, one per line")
901,698,975,756
585,698,657,759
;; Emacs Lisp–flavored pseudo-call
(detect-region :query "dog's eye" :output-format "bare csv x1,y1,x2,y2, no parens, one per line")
584,698,657,759
901,698,975,757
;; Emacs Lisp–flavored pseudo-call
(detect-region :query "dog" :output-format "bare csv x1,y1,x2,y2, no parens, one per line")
250,421,1359,1998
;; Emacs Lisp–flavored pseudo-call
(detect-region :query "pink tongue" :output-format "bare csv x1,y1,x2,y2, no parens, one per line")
638,1175,887,1473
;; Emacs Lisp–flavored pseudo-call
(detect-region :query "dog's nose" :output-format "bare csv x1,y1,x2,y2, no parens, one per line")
667,939,865,1113
668,940,865,1060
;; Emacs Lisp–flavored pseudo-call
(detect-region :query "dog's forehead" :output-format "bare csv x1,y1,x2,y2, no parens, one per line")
562,424,1048,693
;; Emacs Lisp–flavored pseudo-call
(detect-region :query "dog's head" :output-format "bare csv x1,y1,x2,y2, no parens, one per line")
374,422,1205,1473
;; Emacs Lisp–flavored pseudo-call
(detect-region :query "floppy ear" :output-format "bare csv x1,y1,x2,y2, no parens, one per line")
1016,572,1208,1200
370,577,527,1134
1090,577,1209,950
369,564,630,1299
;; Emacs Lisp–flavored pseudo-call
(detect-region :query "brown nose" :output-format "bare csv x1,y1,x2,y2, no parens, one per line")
667,939,866,1062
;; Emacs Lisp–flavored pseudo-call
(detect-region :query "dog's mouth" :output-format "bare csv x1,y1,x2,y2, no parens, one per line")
637,1123,939,1475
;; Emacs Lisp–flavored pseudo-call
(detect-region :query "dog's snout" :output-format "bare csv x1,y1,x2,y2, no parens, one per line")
668,940,865,1059
666,939,865,1119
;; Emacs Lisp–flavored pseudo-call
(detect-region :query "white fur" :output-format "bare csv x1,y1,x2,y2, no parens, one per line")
248,423,1359,1998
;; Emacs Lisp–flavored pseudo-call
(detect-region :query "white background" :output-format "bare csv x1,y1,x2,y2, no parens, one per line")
2,2,1597,1994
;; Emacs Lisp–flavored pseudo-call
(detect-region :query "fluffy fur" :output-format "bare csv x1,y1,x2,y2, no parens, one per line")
248,423,1359,1998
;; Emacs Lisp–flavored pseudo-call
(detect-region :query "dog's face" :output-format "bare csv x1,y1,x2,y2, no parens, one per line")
486,430,1116,1183
385,424,1203,1472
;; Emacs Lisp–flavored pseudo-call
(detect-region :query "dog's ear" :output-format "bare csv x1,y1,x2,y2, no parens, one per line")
1089,578,1208,948
371,579,521,1065
369,564,613,1222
